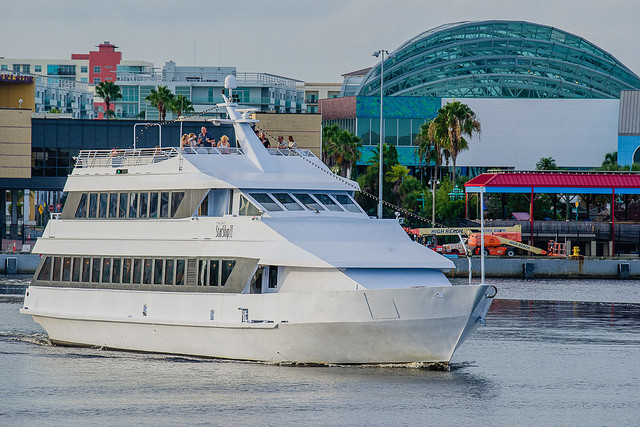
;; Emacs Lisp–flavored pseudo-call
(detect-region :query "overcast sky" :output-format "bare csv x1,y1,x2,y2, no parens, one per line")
2,0,639,82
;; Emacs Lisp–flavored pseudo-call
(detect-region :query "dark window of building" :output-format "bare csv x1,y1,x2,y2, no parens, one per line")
89,193,98,218
129,192,138,218
198,259,208,286
71,257,81,282
62,257,72,281
109,193,118,218
99,193,108,218
154,259,164,285
268,265,278,288
82,258,91,282
139,193,148,218
53,257,62,281
209,260,219,286
149,192,158,218
122,258,132,283
92,257,101,282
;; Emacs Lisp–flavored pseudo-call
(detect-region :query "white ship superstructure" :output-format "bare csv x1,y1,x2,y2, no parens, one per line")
21,77,495,364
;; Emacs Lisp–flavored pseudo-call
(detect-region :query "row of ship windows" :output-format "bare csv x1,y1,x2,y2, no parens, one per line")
241,192,363,214
75,192,185,219
37,256,236,287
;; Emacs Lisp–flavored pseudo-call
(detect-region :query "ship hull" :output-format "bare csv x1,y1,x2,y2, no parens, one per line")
22,284,494,364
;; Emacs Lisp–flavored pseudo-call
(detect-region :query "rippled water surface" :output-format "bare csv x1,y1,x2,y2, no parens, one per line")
2,277,639,426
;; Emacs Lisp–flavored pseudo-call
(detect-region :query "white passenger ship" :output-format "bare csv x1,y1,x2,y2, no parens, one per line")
21,77,496,365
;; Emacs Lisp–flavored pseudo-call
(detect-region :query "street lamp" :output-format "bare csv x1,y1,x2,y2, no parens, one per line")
429,179,439,227
372,49,388,219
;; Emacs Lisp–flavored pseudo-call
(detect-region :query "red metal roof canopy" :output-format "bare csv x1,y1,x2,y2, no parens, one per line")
465,171,640,194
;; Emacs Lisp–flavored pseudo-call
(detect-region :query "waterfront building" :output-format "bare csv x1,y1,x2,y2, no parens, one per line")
324,20,640,172
298,82,341,113
114,61,306,120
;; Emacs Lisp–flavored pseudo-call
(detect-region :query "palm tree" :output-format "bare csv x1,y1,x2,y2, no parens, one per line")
95,81,122,120
601,151,618,168
385,164,410,200
536,157,558,170
427,113,450,180
321,125,362,178
415,120,433,182
145,85,175,121
170,94,195,118
437,101,481,182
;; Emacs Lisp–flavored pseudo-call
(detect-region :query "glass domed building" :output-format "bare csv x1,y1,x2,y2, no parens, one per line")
356,20,640,99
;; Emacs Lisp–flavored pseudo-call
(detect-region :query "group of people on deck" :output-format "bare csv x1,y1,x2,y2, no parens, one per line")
180,126,298,152
180,126,230,152
256,131,297,150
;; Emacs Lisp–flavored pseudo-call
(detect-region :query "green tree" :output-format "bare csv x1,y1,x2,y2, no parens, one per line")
433,101,480,182
95,81,122,119
536,156,558,170
601,151,618,169
427,113,450,180
170,94,195,118
145,85,174,121
385,164,410,201
321,125,362,179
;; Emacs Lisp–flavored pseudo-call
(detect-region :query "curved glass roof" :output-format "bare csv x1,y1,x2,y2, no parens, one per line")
356,21,640,99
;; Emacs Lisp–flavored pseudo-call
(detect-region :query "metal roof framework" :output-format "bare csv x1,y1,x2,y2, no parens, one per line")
464,171,640,254
465,171,640,194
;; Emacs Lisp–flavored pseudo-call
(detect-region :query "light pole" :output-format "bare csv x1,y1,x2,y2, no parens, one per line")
372,49,388,219
429,179,439,227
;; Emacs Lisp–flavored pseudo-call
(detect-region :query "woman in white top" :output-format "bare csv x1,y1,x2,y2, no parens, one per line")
217,135,231,154
287,135,297,149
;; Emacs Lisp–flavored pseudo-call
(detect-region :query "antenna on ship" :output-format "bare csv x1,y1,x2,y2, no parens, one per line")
224,75,237,103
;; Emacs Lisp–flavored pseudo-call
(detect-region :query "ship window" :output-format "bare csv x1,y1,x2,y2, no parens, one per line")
109,193,118,218
165,259,174,285
154,259,164,284
176,259,185,285
249,193,283,211
92,257,101,282
292,194,324,211
149,193,159,218
129,192,138,218
143,259,153,284
209,260,219,286
75,193,88,218
112,258,122,283
102,258,112,283
99,193,108,218
198,193,209,216
273,193,304,211
133,258,142,284
119,193,128,218
268,265,278,288
221,260,235,286
122,258,132,283
62,257,72,281
333,194,362,213
160,192,169,218
89,193,98,218
53,257,62,281
37,256,52,281
139,193,148,218
71,257,81,282
198,259,208,286
171,192,184,217
82,257,91,282
313,194,343,212
239,195,261,216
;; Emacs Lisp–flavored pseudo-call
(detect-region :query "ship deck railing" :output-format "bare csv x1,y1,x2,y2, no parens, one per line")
75,147,316,168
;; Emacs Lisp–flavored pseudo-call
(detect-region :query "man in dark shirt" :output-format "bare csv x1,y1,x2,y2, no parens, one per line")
197,126,215,146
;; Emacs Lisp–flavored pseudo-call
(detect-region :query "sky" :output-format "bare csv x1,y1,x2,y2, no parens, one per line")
2,0,640,83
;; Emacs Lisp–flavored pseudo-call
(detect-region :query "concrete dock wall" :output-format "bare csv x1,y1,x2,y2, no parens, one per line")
447,257,640,279
1,254,40,274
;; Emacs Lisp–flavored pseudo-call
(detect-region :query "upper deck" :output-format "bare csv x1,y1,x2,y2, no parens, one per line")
75,147,317,169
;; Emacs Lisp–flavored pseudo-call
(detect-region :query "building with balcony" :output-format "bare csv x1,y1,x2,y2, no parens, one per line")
114,61,306,120
298,83,341,113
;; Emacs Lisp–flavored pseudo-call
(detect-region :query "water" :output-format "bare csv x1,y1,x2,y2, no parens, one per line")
1,277,639,426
